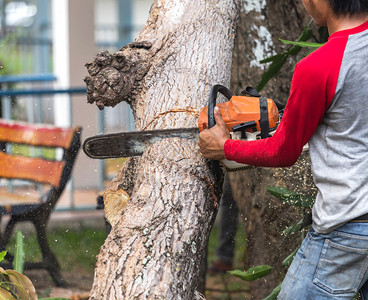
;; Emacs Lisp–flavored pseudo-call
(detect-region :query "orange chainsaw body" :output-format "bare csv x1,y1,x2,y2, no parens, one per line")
198,95,279,132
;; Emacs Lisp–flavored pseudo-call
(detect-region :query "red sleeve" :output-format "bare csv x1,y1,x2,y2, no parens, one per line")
224,37,347,167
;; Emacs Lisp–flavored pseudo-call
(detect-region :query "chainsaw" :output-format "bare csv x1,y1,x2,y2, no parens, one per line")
83,84,283,172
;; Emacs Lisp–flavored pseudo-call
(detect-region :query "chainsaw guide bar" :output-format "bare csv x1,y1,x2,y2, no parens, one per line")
83,127,199,159
83,84,285,172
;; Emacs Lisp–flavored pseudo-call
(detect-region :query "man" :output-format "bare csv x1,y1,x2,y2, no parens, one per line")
198,0,368,298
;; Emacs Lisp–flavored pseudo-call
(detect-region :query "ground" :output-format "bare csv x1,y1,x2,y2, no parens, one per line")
26,269,92,299
26,270,252,299
26,269,251,299
11,219,252,299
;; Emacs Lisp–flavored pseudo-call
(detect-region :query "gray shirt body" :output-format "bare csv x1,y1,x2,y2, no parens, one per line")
310,28,368,233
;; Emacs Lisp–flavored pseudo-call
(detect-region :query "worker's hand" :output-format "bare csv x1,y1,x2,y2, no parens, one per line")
198,106,230,160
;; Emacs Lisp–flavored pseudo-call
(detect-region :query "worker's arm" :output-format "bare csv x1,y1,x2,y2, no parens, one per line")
199,44,342,167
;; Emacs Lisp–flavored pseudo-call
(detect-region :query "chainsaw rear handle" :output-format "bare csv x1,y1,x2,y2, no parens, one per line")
208,84,232,129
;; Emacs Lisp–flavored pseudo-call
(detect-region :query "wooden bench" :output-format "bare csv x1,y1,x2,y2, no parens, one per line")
0,119,81,286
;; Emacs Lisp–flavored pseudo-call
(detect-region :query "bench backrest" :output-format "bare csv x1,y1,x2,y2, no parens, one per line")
0,119,81,204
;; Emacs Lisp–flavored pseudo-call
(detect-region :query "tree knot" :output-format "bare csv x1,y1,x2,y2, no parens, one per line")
84,41,153,109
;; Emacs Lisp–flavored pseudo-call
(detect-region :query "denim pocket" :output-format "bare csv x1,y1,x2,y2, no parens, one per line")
313,239,368,294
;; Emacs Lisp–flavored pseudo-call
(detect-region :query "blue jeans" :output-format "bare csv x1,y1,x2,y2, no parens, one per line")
279,222,368,299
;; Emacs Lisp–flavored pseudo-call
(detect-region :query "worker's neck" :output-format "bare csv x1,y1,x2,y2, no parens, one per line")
327,14,368,35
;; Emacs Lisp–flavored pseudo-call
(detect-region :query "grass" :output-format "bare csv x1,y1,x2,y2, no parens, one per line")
7,227,107,273
5,220,248,299
6,221,246,273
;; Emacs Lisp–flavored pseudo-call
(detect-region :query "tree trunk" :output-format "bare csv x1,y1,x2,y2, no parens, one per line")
84,0,240,298
229,1,319,298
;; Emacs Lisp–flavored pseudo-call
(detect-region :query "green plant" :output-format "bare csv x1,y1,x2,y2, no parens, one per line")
0,265,37,299
227,21,329,298
267,186,314,209
232,186,361,300
227,21,325,298
228,265,272,281
228,185,312,299
256,19,324,92
0,231,70,300
263,187,360,300
7,227,106,273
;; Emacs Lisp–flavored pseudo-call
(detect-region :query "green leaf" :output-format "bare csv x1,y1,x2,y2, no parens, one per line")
228,265,272,281
256,54,288,91
13,231,25,274
266,186,314,209
282,247,299,267
256,20,314,91
283,217,303,235
260,54,284,64
296,26,313,43
263,283,282,300
0,252,6,264
0,287,16,300
279,39,324,48
6,270,37,300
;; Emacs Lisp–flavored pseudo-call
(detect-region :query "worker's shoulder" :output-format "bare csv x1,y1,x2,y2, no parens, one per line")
296,36,348,75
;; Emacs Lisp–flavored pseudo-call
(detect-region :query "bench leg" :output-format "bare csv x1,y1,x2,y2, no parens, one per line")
33,220,66,287
0,217,17,264
0,215,66,286
3,217,17,247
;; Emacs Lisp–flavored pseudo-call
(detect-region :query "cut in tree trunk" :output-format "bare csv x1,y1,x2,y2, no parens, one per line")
84,0,240,298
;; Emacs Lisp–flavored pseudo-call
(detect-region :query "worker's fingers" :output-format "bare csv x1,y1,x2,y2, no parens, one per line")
198,106,229,160
214,106,226,128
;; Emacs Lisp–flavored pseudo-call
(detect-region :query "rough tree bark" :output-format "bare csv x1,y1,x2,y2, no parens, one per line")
84,0,240,298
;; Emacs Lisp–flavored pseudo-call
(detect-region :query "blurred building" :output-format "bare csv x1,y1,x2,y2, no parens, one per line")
0,0,152,190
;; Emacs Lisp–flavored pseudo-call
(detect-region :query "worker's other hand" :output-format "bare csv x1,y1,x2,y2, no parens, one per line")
198,106,230,160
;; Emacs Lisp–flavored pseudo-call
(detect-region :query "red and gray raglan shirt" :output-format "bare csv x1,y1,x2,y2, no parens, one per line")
224,20,368,233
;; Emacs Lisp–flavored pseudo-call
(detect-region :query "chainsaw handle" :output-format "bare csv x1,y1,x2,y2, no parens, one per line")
208,84,232,128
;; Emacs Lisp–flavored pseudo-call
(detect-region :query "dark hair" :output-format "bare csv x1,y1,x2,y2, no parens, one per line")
329,0,368,15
